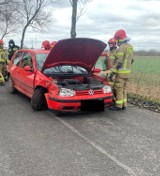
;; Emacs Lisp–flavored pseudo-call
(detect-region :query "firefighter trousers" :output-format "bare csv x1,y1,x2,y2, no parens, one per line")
114,76,129,108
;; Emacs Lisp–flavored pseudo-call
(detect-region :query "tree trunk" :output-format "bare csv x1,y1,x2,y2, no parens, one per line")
21,25,28,48
70,0,78,38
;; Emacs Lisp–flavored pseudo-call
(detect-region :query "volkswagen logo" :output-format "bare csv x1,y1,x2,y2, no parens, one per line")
89,89,94,95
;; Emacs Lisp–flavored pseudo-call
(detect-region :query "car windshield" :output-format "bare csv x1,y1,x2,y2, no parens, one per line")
95,56,107,71
43,65,88,75
35,53,48,70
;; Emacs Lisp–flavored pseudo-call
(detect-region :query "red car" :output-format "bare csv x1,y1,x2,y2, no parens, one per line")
8,38,113,114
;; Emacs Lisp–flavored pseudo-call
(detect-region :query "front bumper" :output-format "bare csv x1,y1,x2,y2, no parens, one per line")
45,93,113,112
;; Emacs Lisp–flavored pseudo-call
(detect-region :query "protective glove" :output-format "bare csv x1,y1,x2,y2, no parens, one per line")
109,72,115,82
116,62,122,69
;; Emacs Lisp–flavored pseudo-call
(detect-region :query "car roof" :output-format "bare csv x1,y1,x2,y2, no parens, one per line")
17,49,50,54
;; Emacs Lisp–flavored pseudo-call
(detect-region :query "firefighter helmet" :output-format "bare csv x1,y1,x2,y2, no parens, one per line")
42,40,50,50
114,29,127,41
0,39,4,46
108,38,116,48
50,41,57,48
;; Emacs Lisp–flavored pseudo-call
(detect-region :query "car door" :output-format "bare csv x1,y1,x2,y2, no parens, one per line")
10,51,24,89
18,51,35,97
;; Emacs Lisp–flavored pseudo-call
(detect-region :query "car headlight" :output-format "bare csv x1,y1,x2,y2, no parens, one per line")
103,85,112,93
59,88,75,97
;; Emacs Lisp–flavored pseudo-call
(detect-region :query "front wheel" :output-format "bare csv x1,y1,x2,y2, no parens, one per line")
31,88,48,111
8,76,17,94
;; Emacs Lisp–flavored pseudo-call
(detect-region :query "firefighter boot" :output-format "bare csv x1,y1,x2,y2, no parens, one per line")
109,106,122,111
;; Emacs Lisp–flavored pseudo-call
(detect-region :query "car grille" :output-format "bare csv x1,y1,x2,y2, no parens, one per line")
76,89,103,96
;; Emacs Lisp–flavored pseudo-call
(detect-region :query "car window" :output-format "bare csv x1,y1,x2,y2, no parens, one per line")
95,56,107,71
12,52,23,66
43,65,88,75
20,52,33,69
35,53,48,70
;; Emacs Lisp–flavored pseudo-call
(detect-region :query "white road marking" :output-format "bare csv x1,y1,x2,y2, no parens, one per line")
52,115,137,176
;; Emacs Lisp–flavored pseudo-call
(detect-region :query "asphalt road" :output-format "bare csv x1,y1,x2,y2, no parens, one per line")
0,85,160,176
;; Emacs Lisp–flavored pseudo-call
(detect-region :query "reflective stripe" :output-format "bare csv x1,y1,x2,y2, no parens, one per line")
116,52,124,57
116,99,127,105
123,98,127,102
111,69,131,74
127,46,133,53
116,100,123,104
124,46,133,69
117,69,131,74
0,77,4,81
124,53,128,69
108,82,114,85
109,56,115,59
0,59,5,62
111,68,117,73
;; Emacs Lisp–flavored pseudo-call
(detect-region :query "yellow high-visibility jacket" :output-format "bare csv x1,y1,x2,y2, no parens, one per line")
107,49,117,69
111,42,134,78
0,48,8,63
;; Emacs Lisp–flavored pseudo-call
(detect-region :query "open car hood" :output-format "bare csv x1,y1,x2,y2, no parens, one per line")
41,38,107,72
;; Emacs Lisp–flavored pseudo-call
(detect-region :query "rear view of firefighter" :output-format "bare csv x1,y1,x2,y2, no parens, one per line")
106,38,117,87
0,40,7,86
41,40,51,50
109,29,134,110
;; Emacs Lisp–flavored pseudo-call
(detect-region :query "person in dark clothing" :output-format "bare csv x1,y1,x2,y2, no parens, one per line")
8,39,20,61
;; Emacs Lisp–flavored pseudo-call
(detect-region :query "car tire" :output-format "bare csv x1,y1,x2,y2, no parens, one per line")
31,88,48,111
8,76,17,94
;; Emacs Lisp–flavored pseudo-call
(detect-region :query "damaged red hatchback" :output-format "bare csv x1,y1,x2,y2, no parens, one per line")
8,38,113,114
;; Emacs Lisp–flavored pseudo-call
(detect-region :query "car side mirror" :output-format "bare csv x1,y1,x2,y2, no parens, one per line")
93,68,101,73
24,65,32,72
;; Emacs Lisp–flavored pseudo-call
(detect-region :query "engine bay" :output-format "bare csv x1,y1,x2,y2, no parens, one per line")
56,75,105,90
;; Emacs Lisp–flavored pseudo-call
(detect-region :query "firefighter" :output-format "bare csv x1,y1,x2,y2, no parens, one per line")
109,29,134,111
41,40,50,50
106,38,117,87
0,40,7,85
8,39,20,61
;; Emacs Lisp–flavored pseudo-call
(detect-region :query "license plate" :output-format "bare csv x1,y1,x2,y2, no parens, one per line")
81,99,104,111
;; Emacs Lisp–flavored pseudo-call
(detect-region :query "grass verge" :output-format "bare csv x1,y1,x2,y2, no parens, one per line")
128,93,160,113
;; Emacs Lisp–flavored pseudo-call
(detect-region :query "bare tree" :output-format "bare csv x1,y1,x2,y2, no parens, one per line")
0,0,20,39
19,0,58,48
0,1,20,39
69,0,92,38
0,0,12,6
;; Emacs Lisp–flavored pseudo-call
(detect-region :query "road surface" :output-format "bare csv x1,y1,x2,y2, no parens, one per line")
0,85,160,176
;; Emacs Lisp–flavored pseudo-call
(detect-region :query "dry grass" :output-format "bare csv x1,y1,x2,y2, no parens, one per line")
128,82,160,101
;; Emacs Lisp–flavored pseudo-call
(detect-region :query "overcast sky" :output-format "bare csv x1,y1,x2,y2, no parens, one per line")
5,0,160,51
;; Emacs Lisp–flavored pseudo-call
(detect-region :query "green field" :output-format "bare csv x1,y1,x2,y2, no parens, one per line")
131,56,160,86
132,56,160,74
